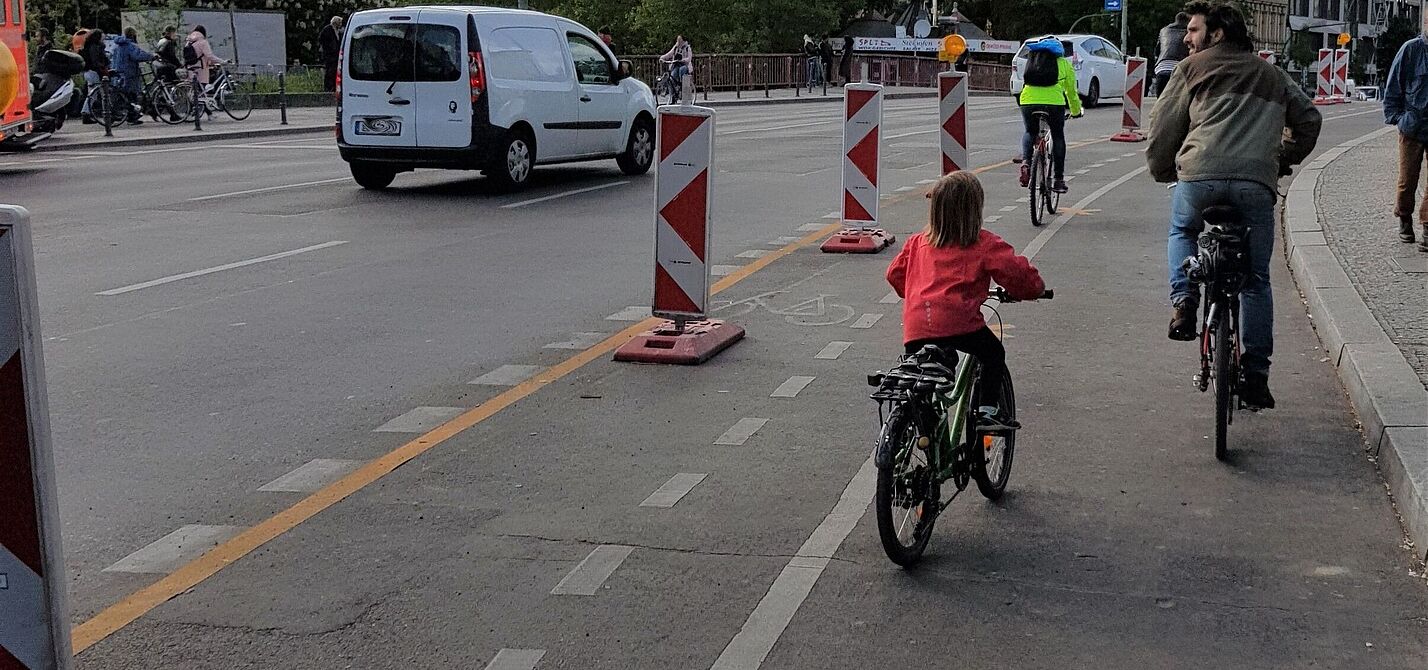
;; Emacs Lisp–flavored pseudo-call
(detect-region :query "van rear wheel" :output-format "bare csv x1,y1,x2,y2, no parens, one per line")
617,118,655,176
488,129,535,191
350,161,397,190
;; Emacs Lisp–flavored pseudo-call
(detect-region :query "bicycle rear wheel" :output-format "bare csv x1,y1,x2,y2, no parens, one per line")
973,372,1016,500
1213,307,1232,461
1042,150,1059,215
1028,146,1045,227
168,81,195,122
86,87,128,128
875,403,939,567
221,81,252,120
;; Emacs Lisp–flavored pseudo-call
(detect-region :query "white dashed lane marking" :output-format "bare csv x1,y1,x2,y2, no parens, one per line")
850,313,883,329
104,525,245,574
712,265,741,277
814,342,853,360
770,376,816,398
258,459,362,493
469,365,546,386
544,333,608,350
482,649,546,670
551,545,635,596
797,222,826,232
606,306,651,321
737,250,771,259
640,473,708,508
999,205,1017,212
374,406,465,433
714,418,770,445
878,291,901,304
768,236,801,245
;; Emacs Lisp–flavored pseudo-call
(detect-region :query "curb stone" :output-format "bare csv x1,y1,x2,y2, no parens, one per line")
1283,125,1428,562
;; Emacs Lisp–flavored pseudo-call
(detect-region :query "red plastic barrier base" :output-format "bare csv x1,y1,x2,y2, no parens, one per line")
613,319,745,365
820,228,895,254
1312,97,1338,106
1110,129,1146,142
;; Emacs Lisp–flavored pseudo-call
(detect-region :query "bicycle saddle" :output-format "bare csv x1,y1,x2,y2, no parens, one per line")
1201,205,1242,227
905,345,956,378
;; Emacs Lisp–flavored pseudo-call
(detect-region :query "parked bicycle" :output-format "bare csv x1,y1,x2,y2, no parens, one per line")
175,65,253,123
1180,204,1251,461
867,286,1053,567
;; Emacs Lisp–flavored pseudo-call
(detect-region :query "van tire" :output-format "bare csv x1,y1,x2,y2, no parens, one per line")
488,128,535,191
350,162,397,190
617,117,655,176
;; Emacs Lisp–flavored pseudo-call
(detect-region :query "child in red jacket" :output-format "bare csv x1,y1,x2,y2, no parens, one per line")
886,171,1045,420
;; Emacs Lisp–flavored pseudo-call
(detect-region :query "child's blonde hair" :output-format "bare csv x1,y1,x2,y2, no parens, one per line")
926,171,984,249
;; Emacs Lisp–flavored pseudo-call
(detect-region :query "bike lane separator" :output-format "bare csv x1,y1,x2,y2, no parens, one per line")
550,545,636,596
714,418,771,446
850,313,883,329
482,649,546,670
770,376,817,398
640,474,709,508
813,342,853,360
708,162,1153,670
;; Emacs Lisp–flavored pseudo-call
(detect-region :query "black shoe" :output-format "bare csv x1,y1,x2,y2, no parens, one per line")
1419,223,1428,252
128,117,143,125
1400,217,1416,243
975,406,1020,432
1168,302,1198,341
81,115,97,125
1052,179,1069,193
1240,372,1275,410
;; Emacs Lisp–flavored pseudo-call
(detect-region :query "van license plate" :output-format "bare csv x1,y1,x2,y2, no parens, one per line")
354,116,402,136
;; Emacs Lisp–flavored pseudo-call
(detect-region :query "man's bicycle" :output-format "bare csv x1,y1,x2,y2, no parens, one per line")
1027,110,1060,227
655,60,684,105
1181,205,1251,461
866,287,1053,567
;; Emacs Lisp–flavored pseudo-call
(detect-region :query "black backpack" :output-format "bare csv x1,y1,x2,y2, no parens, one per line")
183,41,199,66
1024,50,1059,87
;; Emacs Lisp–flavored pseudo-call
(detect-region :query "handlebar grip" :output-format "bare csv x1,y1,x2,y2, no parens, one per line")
1041,289,1054,300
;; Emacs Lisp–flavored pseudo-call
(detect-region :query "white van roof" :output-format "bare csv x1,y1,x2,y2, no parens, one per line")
352,6,547,17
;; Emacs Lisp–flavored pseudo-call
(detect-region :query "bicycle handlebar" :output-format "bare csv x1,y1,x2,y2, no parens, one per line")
988,287,1054,303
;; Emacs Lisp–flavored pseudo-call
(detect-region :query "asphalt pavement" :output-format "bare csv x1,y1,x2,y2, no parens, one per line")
1,95,1424,668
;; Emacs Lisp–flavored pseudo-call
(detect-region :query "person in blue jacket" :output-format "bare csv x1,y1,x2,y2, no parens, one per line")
110,28,155,123
1385,15,1428,252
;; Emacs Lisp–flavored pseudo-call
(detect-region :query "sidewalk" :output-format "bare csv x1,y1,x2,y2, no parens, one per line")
1284,125,1428,561
30,85,949,152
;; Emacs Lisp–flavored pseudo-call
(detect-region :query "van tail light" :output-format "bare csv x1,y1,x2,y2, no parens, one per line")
469,51,485,103
335,50,344,101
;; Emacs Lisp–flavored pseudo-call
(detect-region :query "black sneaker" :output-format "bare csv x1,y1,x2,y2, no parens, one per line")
1168,302,1198,341
1052,179,1068,193
1240,373,1276,410
975,405,1020,433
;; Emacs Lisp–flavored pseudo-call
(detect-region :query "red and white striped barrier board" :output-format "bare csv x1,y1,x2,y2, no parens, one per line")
822,83,893,253
1333,48,1350,103
0,205,71,670
1111,57,1147,142
1314,48,1336,105
615,107,744,364
938,71,968,175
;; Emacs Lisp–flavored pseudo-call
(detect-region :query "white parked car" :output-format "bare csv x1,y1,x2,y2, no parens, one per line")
1009,34,1127,108
338,6,658,190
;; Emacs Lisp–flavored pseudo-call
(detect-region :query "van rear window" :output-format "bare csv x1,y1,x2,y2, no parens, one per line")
349,23,462,82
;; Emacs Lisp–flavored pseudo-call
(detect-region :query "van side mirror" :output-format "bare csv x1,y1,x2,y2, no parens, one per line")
617,59,632,82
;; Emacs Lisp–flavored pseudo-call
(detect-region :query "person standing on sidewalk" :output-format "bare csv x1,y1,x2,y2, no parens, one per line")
110,28,154,124
319,16,344,93
1153,13,1189,96
840,34,854,84
1148,0,1322,409
803,35,822,90
78,29,108,124
820,36,834,86
1383,14,1428,251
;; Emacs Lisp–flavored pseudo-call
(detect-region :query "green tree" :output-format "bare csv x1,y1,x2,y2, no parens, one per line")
1376,15,1418,82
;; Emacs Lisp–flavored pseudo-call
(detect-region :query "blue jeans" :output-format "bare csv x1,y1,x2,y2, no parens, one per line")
81,70,101,115
1020,104,1066,179
1168,179,1276,376
670,63,689,100
806,57,822,87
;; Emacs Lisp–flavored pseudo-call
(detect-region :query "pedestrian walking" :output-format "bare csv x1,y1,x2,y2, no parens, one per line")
184,25,223,115
1384,13,1428,251
319,16,344,93
110,27,154,123
154,26,182,82
78,29,108,124
802,34,821,90
819,36,834,86
1153,13,1189,96
839,34,855,84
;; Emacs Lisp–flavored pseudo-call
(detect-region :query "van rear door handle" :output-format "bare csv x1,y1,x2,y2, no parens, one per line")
388,98,411,106
580,96,592,102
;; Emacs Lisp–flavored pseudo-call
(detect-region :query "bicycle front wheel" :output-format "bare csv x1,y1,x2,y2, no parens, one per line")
1028,147,1046,227
973,372,1016,500
221,81,252,120
1043,151,1060,215
875,403,939,567
1213,308,1232,461
86,87,128,128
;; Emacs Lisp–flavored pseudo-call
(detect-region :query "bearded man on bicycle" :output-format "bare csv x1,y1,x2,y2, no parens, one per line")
1018,37,1082,194
1147,0,1321,410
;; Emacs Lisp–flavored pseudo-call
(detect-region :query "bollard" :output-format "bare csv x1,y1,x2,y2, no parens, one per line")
612,105,743,365
1111,57,1148,142
278,70,289,125
0,205,74,670
1333,48,1350,103
1313,48,1335,105
100,74,113,137
764,62,769,98
822,83,893,254
938,71,968,174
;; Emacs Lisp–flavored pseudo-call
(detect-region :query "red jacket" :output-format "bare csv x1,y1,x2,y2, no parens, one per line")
886,230,1045,343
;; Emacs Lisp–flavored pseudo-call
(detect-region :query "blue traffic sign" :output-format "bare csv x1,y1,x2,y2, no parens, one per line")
1105,0,1122,10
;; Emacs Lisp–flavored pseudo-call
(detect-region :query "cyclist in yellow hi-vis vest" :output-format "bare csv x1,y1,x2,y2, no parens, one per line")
1018,37,1082,193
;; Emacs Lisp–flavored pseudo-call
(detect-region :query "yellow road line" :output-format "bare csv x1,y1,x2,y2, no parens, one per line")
70,137,1115,654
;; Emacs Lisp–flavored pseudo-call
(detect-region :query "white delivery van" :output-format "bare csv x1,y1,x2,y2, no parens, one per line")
337,6,658,190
